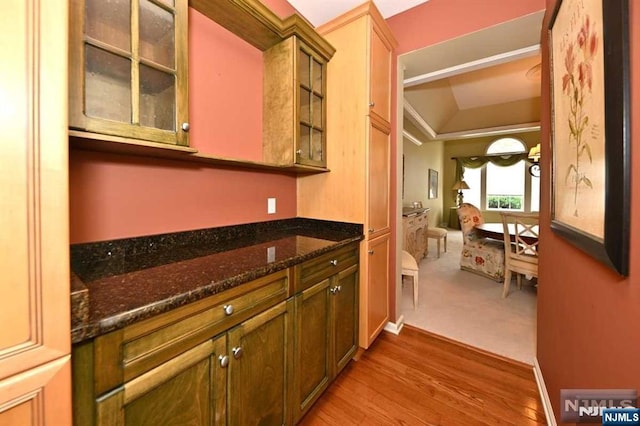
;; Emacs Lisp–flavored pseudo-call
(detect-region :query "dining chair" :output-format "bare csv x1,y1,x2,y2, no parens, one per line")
500,212,539,298
401,250,419,309
456,203,505,282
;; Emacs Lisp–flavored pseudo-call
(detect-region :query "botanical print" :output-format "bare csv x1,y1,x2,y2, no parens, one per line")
552,0,605,239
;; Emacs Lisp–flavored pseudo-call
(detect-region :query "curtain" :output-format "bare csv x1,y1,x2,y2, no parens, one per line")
454,153,529,182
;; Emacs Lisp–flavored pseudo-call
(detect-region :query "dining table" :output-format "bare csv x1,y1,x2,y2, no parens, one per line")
474,222,539,245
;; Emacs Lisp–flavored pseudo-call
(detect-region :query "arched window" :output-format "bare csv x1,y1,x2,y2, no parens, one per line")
463,137,539,212
485,137,527,155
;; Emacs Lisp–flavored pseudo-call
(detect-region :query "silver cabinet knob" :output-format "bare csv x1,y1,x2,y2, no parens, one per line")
368,250,374,255
330,259,338,266
232,346,243,360
336,285,342,293
181,122,190,132
369,101,375,107
219,355,229,368
330,286,338,295
223,304,234,316
296,149,302,155
368,228,374,233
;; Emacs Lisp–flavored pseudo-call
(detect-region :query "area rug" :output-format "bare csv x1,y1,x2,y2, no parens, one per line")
399,229,537,365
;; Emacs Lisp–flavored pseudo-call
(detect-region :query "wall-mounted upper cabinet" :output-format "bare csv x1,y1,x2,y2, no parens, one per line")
68,0,335,173
263,36,328,168
69,0,190,146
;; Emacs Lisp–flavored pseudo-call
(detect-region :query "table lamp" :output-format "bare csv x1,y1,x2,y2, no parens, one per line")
452,180,470,207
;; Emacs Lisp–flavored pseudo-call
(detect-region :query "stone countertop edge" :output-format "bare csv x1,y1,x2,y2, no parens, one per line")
402,207,431,217
71,234,362,344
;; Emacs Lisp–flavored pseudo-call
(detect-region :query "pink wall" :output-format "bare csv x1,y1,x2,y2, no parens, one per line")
69,2,298,243
537,1,640,423
387,0,545,55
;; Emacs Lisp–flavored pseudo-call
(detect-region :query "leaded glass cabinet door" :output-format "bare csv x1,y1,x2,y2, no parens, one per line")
69,0,189,146
297,41,327,167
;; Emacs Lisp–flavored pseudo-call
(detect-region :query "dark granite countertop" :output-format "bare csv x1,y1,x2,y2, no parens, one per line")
71,218,363,344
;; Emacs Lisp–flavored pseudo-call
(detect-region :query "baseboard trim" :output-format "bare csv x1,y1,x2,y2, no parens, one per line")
533,357,556,426
384,315,405,335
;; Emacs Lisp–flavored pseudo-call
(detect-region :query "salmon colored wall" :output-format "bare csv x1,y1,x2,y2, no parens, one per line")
69,2,298,243
537,1,640,423
387,0,546,55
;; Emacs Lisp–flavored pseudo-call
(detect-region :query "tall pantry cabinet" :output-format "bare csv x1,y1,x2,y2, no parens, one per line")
297,2,396,349
0,0,71,424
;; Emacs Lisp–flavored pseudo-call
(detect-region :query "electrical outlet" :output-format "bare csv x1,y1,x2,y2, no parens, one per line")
267,246,276,263
267,198,276,214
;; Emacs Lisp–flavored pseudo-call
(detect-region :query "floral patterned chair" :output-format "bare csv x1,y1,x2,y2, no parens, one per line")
456,203,505,282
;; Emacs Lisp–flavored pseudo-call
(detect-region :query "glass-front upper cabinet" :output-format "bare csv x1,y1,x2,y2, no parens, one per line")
263,37,328,168
297,44,326,167
69,0,189,146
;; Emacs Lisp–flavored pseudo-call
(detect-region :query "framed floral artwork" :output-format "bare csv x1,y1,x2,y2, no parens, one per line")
549,0,630,275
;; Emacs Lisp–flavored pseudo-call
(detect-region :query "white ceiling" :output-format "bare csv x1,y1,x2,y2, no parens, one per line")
286,1,544,141
286,0,429,27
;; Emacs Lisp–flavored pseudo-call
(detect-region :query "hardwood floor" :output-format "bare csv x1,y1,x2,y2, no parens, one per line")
299,326,547,425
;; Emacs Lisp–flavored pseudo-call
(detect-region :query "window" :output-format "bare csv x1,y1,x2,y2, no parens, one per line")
462,137,540,212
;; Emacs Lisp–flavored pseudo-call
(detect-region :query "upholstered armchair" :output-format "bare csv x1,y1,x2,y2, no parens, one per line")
456,203,505,282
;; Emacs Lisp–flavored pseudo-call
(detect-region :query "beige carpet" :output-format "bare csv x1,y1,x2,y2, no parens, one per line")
399,229,537,365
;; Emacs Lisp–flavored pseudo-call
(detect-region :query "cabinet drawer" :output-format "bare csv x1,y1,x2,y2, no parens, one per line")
294,243,359,294
93,269,289,394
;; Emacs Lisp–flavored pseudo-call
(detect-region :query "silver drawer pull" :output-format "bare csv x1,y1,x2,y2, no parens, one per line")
330,259,338,266
223,304,234,316
232,346,243,360
219,355,229,368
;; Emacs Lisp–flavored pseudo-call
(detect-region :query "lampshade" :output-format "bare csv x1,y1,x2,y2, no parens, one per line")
451,180,470,191
528,143,541,163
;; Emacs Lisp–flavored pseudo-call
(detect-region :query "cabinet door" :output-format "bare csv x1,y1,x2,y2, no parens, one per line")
297,41,327,167
95,339,219,425
0,0,71,424
369,24,391,122
227,299,294,426
264,37,327,168
293,279,331,422
361,233,389,348
69,0,189,146
331,264,359,377
367,116,390,238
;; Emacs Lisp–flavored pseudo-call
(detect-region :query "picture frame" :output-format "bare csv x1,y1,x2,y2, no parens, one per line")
548,0,630,275
428,169,438,199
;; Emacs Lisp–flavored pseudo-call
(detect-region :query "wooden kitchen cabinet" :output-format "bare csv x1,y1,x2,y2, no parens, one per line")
292,244,359,422
263,36,329,169
368,114,391,238
68,0,189,146
297,2,396,349
72,270,290,425
227,299,294,425
0,0,71,424
72,241,361,425
362,233,390,346
84,300,293,426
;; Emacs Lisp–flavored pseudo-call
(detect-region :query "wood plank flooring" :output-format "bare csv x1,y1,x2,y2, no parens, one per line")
298,326,547,425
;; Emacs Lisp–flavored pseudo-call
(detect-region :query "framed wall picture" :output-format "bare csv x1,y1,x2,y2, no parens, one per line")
428,169,438,199
548,0,630,275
